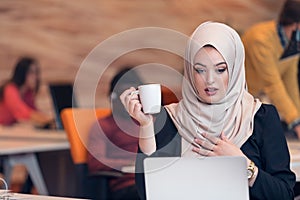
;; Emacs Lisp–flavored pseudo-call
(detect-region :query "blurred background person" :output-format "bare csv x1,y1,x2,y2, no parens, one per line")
0,56,54,127
87,67,143,200
0,56,55,193
242,0,300,138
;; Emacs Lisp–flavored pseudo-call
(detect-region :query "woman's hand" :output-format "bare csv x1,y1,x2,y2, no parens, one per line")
192,132,246,158
120,87,157,155
119,87,153,126
193,132,258,186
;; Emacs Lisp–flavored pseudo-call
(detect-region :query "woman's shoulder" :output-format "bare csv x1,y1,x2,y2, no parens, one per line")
254,103,281,128
4,82,17,89
97,115,115,129
242,20,276,44
88,115,115,138
2,83,19,95
3,82,18,92
256,103,278,116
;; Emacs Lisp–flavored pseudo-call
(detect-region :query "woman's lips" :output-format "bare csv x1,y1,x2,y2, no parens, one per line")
204,87,218,96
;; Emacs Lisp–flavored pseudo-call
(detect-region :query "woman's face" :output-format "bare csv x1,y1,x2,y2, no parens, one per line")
193,46,229,104
25,64,39,90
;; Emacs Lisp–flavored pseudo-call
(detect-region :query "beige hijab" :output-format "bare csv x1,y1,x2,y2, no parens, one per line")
165,21,262,156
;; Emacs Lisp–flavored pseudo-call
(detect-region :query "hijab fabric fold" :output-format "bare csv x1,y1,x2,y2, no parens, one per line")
165,21,262,156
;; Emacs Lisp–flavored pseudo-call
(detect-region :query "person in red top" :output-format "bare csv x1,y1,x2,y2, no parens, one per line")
0,57,54,127
87,67,143,200
0,57,55,193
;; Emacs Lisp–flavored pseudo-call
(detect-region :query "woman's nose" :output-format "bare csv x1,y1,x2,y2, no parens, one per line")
206,71,214,85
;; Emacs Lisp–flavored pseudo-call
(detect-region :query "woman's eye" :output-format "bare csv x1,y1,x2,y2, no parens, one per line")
216,68,227,74
194,68,205,74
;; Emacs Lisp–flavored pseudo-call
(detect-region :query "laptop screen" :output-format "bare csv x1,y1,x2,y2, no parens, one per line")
48,82,77,129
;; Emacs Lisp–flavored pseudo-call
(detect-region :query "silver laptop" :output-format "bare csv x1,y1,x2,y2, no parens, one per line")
144,156,249,200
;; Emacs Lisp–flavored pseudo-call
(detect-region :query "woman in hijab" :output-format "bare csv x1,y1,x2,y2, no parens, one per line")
120,21,295,200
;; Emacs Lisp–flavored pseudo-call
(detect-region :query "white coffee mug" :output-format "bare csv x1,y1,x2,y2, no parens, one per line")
132,84,161,114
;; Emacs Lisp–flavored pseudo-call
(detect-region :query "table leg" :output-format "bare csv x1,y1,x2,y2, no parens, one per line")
3,158,12,187
3,153,48,195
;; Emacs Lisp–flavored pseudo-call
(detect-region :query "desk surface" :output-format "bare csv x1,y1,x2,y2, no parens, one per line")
288,140,300,160
287,139,300,181
2,124,300,180
0,124,69,155
0,124,66,140
0,124,73,196
0,139,69,155
0,191,88,200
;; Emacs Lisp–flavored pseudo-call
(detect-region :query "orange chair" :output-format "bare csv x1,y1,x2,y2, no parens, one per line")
61,108,122,199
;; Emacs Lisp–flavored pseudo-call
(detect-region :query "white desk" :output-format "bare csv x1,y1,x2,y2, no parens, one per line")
0,125,69,196
120,140,300,181
287,139,300,181
0,124,67,141
0,190,88,200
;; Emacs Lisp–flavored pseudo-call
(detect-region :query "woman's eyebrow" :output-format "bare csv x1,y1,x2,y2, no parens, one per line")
194,62,227,67
194,63,206,67
215,62,227,67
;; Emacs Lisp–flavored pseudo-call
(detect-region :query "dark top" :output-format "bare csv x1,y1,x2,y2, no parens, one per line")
87,115,139,191
135,104,295,200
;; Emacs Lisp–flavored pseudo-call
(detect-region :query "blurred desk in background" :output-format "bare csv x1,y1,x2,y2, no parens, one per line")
0,124,66,141
288,139,300,181
0,124,76,197
0,190,88,200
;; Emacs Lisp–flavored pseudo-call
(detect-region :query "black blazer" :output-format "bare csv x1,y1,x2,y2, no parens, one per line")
135,104,295,200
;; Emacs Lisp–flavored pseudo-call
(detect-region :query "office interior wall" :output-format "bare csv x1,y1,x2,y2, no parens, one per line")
0,0,285,114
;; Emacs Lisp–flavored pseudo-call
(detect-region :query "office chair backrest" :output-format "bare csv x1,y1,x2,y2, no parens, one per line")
161,86,180,105
61,108,113,199
61,108,111,164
